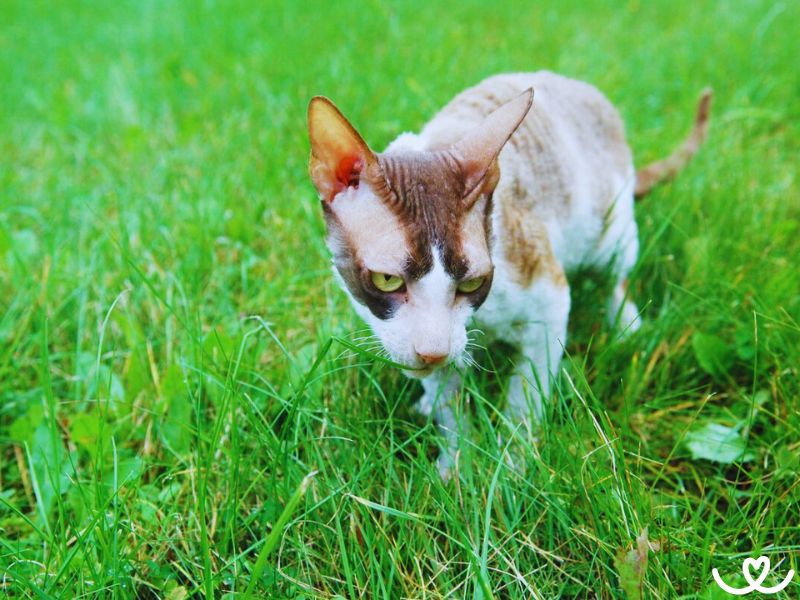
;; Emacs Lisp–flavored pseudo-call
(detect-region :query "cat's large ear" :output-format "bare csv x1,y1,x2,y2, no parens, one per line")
308,96,378,203
451,88,534,203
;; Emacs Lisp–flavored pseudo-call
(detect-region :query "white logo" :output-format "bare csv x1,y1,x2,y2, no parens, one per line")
712,556,794,595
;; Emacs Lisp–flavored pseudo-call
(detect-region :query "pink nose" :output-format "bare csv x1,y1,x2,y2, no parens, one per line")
417,352,447,366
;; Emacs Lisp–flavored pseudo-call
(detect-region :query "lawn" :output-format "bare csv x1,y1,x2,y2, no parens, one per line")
1,0,799,597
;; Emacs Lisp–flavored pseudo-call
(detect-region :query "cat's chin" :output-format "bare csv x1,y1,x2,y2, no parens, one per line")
402,366,437,379
402,360,463,379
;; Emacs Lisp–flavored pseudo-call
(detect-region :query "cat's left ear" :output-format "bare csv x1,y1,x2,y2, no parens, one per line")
451,88,534,204
308,96,378,203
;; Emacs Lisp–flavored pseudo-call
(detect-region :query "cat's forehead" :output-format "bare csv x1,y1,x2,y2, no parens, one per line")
376,151,467,208
377,151,479,279
328,150,489,280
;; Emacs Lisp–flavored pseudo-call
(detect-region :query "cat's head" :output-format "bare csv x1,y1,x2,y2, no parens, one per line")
307,90,532,376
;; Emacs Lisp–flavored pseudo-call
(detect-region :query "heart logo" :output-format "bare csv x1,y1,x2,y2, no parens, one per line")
743,556,770,587
713,554,795,595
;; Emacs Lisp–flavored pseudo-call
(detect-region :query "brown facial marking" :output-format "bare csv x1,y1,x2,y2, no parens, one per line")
372,150,494,283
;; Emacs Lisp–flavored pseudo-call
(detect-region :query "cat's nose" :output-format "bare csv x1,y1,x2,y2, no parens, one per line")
417,352,448,366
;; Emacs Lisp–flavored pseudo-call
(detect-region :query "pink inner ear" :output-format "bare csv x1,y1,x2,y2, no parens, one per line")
334,155,363,196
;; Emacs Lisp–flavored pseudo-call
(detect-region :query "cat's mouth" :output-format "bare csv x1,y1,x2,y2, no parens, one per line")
403,355,460,378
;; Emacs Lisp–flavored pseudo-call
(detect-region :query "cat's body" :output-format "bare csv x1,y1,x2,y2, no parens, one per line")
307,71,710,477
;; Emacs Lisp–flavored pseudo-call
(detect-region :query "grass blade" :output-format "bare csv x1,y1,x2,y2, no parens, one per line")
244,470,317,598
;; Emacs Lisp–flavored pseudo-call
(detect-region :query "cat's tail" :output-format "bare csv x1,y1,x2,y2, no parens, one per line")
634,88,712,200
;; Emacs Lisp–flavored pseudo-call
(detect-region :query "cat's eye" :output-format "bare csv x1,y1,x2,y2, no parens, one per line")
370,272,405,293
457,277,485,293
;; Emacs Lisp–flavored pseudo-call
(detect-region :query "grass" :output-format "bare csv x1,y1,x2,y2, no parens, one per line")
1,0,799,597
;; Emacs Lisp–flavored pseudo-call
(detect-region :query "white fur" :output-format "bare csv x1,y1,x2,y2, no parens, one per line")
329,185,408,274
384,132,428,153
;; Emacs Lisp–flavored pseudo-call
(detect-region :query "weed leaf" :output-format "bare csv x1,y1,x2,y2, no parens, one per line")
692,332,735,379
685,422,755,464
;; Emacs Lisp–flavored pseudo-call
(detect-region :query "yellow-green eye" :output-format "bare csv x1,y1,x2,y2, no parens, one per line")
457,277,484,293
370,272,405,293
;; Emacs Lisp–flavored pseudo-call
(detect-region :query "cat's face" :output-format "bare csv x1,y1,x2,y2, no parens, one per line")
307,91,532,375
321,153,495,376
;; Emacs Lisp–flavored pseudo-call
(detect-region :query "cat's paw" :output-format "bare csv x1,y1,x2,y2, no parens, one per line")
500,416,541,449
413,393,435,417
436,449,456,481
503,440,537,476
505,374,544,427
617,300,642,336
494,428,540,477
608,284,642,337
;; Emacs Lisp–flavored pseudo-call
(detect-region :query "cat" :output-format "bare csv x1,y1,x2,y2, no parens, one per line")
307,71,711,478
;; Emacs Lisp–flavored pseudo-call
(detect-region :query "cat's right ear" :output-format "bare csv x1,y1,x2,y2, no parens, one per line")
308,97,377,203
451,88,534,203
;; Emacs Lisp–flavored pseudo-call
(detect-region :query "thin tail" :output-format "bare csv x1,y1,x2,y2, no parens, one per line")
634,88,713,199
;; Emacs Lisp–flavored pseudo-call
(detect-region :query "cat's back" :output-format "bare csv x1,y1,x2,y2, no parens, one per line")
419,72,635,268
420,71,633,209
420,71,631,170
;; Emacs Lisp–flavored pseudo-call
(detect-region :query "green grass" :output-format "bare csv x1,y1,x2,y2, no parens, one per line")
1,0,799,597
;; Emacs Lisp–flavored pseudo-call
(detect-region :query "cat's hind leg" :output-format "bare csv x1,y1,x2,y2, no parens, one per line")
605,222,642,335
599,178,642,335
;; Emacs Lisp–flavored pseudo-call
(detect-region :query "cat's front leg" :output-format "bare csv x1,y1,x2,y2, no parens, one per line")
504,277,570,437
416,369,465,480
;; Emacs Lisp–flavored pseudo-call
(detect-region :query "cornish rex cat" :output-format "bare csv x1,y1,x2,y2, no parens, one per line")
307,72,711,477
